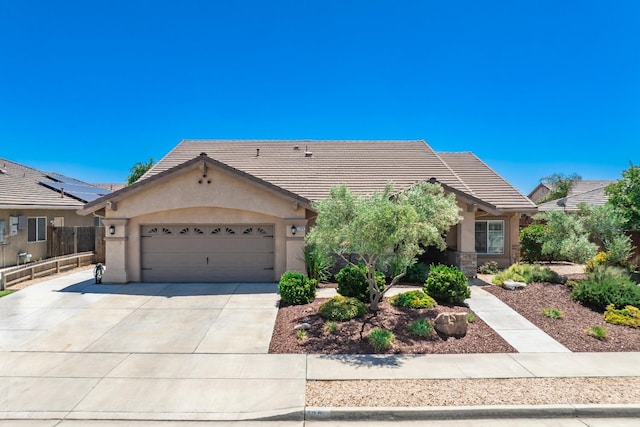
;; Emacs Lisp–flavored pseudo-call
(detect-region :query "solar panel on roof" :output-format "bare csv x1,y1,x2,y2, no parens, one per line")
39,180,109,203
45,172,84,184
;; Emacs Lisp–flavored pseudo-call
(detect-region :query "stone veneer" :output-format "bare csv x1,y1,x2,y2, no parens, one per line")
455,251,477,278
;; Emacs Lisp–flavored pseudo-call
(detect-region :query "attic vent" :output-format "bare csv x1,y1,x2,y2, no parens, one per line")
304,145,312,157
0,169,5,174
199,152,207,157
293,145,300,150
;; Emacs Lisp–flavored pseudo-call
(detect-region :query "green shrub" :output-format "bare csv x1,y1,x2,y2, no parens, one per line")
571,267,640,311
335,264,385,303
296,329,307,340
604,304,640,328
477,261,499,275
520,223,548,262
404,262,428,283
389,290,437,309
303,244,333,282
541,307,564,319
492,264,564,286
368,327,395,352
586,325,609,340
466,312,476,323
324,321,339,334
408,318,433,337
318,296,368,321
424,264,470,304
585,251,610,273
278,271,317,305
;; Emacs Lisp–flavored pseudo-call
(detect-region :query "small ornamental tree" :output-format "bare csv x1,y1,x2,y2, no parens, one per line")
606,163,640,231
533,210,597,263
306,182,461,311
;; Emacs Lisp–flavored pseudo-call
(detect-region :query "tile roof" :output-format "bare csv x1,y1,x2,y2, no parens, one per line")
537,180,615,212
436,152,537,211
141,140,534,212
0,158,109,209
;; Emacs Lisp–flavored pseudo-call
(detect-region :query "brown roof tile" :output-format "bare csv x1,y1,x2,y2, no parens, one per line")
138,140,535,212
0,158,106,209
436,152,537,211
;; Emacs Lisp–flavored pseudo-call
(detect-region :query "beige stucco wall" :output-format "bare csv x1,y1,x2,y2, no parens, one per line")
0,208,94,268
101,163,308,283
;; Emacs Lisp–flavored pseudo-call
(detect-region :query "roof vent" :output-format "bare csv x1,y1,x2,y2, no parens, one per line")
304,145,312,157
256,148,260,157
0,169,6,174
293,145,300,150
199,152,207,157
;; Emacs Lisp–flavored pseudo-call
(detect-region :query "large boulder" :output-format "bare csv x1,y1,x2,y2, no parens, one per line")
502,280,527,291
434,312,468,337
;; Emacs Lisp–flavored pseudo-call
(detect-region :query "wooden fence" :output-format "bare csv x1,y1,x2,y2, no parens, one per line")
630,231,640,266
47,226,105,262
0,252,95,290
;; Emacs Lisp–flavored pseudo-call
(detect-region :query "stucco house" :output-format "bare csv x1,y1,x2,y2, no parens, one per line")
78,140,536,283
0,158,109,268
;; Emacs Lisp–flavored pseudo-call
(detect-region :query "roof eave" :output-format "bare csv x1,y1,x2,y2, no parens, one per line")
427,178,503,216
77,154,314,216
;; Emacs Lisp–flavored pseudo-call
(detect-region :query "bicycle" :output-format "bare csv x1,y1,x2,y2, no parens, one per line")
94,263,105,284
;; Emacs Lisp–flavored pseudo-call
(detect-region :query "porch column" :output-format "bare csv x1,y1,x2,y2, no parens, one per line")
455,203,477,277
102,218,129,283
510,213,521,264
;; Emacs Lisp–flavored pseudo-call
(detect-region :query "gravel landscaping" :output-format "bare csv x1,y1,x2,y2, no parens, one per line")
307,377,640,407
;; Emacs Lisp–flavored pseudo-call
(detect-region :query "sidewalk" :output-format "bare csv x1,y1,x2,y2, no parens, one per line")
1,271,639,423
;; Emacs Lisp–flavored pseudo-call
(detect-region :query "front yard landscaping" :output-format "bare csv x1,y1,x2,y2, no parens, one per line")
484,281,640,352
269,290,515,354
269,263,640,354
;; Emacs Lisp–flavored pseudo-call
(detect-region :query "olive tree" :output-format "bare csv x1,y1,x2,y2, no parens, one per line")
306,181,461,310
606,163,640,231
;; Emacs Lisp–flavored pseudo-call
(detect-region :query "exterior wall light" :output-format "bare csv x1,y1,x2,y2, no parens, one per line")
109,225,115,235
290,225,297,235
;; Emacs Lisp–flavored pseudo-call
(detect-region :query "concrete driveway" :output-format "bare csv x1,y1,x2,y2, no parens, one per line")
0,269,307,422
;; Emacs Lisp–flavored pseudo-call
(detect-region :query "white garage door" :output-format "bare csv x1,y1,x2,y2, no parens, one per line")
140,224,275,282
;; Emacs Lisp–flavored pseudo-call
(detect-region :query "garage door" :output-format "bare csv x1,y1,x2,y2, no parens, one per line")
140,224,275,282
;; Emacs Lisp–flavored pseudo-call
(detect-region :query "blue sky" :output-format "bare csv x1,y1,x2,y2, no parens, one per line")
1,0,638,194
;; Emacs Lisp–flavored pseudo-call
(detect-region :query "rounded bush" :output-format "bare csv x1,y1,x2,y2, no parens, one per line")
520,224,548,262
335,264,385,303
278,271,316,305
424,264,470,304
318,296,368,321
604,304,640,328
389,290,437,309
368,327,395,352
571,270,640,311
408,318,433,337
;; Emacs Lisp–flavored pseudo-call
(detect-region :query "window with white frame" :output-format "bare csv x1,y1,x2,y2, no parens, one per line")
475,220,504,254
27,217,47,242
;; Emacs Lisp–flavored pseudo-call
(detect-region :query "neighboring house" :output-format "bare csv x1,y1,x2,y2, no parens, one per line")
535,180,615,213
78,140,537,283
528,183,552,204
0,158,110,268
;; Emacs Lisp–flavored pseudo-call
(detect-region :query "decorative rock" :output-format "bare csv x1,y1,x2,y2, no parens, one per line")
502,280,527,290
294,323,311,331
434,312,468,337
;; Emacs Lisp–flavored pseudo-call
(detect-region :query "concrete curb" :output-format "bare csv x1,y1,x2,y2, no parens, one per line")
305,404,640,421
